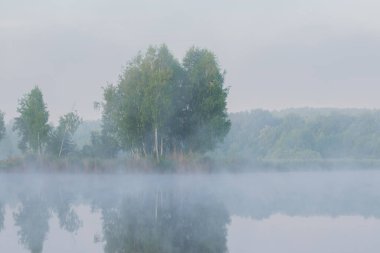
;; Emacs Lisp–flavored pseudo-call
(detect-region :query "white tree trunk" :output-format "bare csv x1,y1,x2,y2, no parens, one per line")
154,127,159,162
58,126,68,158
160,137,163,157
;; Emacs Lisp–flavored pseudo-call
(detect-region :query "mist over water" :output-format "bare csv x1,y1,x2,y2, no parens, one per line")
1,0,379,252
0,171,379,253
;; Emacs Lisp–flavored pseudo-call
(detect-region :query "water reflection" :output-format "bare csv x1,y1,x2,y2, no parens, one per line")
13,194,50,253
0,202,4,232
0,172,379,253
98,192,229,253
0,176,231,253
47,188,82,233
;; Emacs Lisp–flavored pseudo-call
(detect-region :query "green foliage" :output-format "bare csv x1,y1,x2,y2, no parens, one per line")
46,111,82,158
182,47,230,152
101,45,183,156
213,109,380,162
100,45,230,161
13,87,50,154
0,111,5,142
81,130,120,159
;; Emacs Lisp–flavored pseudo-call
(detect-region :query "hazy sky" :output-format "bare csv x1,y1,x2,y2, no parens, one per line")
1,0,379,122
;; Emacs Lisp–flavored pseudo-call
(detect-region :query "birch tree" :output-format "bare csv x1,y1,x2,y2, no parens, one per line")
13,87,51,155
47,111,82,158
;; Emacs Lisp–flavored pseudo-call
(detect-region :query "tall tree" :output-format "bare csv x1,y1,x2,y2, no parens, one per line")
101,45,183,160
182,47,231,153
0,111,5,142
13,87,50,155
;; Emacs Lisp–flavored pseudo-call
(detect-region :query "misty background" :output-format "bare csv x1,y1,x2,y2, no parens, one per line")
1,0,380,122
2,2,380,252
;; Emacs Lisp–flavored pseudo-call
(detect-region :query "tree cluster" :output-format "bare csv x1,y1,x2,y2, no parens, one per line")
11,86,82,158
99,45,230,161
0,45,230,165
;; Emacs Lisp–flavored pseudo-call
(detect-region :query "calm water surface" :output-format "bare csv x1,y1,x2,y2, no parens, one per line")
0,171,379,253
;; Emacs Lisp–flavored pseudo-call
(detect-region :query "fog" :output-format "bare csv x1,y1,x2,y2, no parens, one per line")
1,0,380,251
0,172,379,252
1,0,380,122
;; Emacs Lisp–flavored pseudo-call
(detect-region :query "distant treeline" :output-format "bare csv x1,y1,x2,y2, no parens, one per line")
3,108,380,169
211,108,380,168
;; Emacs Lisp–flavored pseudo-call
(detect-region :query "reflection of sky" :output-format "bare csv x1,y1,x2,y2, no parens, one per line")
1,0,380,122
228,214,380,253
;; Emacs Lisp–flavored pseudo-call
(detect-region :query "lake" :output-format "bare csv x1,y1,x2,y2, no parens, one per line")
0,171,379,253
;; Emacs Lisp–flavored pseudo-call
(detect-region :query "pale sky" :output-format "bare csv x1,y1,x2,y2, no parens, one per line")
1,0,380,122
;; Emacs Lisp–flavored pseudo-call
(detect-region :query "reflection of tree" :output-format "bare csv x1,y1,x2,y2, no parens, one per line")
10,188,82,253
0,203,4,232
13,195,50,253
49,189,82,233
100,191,230,253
